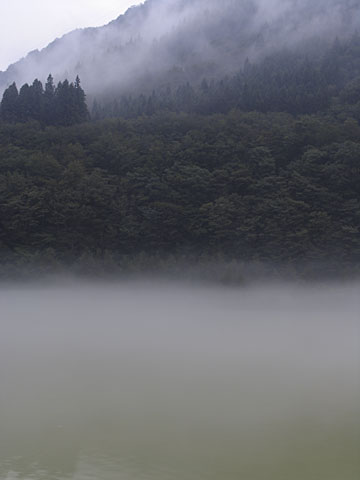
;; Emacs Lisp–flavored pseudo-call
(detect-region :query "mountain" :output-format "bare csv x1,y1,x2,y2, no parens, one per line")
0,0,359,100
0,0,359,278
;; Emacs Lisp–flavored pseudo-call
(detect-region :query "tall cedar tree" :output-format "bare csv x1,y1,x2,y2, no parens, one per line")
0,82,19,122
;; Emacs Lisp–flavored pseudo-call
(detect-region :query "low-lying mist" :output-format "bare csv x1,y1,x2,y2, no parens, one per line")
0,280,359,480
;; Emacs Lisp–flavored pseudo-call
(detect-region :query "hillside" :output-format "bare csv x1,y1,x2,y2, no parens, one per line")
0,0,359,100
0,0,359,280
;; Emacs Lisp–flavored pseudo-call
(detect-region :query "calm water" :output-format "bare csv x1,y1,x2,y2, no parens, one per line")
0,281,359,480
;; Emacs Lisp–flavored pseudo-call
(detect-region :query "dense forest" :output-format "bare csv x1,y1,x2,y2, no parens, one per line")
0,75,89,126
0,34,359,280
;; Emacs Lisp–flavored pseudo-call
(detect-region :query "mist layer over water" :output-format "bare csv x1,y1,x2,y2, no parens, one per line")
0,281,359,480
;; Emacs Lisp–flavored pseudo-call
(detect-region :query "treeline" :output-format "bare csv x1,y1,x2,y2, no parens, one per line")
93,35,360,119
0,75,89,126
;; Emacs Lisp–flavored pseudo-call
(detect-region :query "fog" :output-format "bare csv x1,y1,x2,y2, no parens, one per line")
0,280,359,479
0,0,359,97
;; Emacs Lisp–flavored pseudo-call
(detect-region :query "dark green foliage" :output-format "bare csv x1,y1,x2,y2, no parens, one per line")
0,35,359,278
0,75,89,126
0,100,359,277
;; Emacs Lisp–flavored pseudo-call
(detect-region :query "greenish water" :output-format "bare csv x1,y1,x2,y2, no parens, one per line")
0,282,359,480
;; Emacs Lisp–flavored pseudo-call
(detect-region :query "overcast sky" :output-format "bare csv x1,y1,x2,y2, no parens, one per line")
0,1,143,71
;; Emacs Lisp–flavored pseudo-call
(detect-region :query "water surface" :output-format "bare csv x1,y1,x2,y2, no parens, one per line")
0,281,359,480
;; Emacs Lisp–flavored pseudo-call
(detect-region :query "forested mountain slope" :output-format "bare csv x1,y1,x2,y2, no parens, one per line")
94,34,360,118
0,0,359,280
0,0,359,99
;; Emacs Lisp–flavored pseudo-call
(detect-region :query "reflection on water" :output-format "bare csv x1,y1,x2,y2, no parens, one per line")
0,281,359,480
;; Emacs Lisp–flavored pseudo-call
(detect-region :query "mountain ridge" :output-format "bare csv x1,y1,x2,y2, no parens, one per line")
0,0,359,99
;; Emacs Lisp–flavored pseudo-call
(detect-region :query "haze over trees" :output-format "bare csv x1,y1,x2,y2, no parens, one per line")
0,0,359,99
93,34,360,119
0,0,359,279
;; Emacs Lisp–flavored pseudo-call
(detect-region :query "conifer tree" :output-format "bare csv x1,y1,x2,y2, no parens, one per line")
31,79,44,121
74,75,89,123
0,83,19,122
18,83,31,121
44,74,56,124
54,80,72,126
45,74,55,97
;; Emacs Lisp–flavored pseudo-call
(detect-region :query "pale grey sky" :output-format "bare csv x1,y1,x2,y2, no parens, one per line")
0,1,143,71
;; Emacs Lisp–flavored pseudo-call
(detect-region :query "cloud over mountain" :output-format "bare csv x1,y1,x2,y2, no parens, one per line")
0,0,359,98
